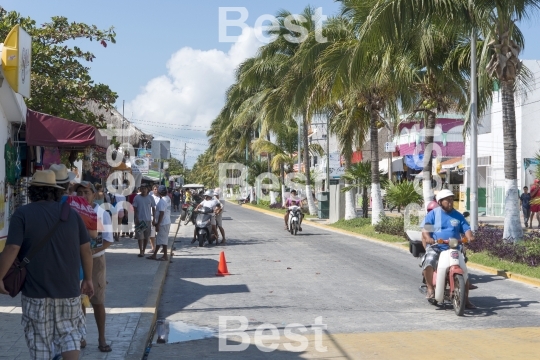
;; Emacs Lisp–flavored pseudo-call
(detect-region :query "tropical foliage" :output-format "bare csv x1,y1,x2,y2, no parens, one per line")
0,7,117,126
189,0,540,237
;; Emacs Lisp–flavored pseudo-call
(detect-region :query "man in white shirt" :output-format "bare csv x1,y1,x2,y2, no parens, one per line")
148,185,171,261
75,181,114,353
149,184,161,253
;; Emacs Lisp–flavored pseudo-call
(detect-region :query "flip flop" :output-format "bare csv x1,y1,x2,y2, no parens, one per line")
466,302,477,309
98,344,112,353
138,254,144,258
469,284,478,290
80,339,86,349
146,256,157,260
156,258,168,262
426,291,435,299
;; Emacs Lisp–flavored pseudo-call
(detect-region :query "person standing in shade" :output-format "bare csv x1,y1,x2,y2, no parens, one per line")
148,185,171,261
172,188,181,212
133,184,156,257
75,181,114,353
0,170,94,360
520,186,532,228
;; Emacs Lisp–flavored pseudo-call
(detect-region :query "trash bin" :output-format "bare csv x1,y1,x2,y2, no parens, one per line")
317,191,329,219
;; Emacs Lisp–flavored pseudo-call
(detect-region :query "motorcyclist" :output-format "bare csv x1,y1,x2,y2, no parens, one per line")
191,190,221,244
284,190,303,232
421,189,476,309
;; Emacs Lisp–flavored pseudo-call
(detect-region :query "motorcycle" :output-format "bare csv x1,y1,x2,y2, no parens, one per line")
194,206,215,247
288,205,302,235
407,231,469,316
181,201,197,225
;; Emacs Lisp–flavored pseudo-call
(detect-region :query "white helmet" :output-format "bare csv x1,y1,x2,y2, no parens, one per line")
204,190,214,197
436,189,455,203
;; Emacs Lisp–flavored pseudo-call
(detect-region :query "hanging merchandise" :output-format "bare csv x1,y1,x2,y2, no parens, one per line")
4,139,19,185
42,147,61,169
0,181,5,230
90,146,109,179
83,147,93,172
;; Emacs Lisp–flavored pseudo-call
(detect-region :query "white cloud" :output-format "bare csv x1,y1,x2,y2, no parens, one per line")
127,28,263,166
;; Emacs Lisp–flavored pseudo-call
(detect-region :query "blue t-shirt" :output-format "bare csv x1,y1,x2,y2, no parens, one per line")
422,208,471,250
520,193,531,209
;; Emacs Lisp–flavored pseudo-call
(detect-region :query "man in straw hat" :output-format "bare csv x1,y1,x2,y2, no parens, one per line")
0,170,94,360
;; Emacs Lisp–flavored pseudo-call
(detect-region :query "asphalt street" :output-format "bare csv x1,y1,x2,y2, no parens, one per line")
148,202,540,359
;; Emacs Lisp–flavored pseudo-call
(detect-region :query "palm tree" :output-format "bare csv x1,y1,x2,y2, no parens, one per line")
342,162,372,218
351,0,540,240
479,0,540,241
346,0,470,209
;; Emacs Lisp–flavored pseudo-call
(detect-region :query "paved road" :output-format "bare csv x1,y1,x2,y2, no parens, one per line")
149,203,540,359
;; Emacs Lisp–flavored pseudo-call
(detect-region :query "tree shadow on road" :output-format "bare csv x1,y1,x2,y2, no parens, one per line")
457,296,540,317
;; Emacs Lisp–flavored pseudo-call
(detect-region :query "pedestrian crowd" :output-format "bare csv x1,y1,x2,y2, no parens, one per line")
0,166,202,360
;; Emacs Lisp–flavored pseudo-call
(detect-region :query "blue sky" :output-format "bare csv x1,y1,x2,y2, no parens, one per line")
4,1,540,164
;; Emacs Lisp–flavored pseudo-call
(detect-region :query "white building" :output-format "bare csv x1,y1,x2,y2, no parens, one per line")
464,59,540,216
0,61,28,250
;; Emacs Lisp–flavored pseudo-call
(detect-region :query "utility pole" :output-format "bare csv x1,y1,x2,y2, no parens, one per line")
326,118,330,191
182,143,187,173
470,29,479,231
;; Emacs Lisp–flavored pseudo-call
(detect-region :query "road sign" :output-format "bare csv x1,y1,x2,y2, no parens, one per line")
385,142,396,153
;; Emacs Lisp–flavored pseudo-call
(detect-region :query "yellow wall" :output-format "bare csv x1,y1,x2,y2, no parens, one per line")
0,238,5,252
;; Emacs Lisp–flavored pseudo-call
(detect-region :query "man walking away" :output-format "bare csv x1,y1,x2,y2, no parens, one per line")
173,188,181,212
0,170,94,360
520,186,532,228
133,184,156,257
75,181,114,353
148,186,171,261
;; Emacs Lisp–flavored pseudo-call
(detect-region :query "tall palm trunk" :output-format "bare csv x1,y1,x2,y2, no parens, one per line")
501,80,523,241
344,157,357,220
422,110,437,208
303,114,317,215
370,107,384,225
362,185,369,218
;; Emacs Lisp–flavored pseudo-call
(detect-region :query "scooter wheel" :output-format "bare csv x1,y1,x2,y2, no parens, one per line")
198,233,205,247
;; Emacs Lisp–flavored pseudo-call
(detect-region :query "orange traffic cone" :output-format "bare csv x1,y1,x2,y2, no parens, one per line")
216,251,230,276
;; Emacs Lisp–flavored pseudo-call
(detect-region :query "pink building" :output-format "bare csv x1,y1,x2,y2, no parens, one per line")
397,116,465,158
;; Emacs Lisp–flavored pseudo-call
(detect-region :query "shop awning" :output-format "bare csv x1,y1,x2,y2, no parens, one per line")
441,157,463,170
26,110,109,148
404,154,424,171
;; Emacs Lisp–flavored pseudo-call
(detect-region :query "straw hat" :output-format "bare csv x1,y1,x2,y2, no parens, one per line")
29,170,64,189
49,164,76,184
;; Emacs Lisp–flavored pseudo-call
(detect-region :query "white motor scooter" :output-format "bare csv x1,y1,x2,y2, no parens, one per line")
407,231,470,316
288,205,302,235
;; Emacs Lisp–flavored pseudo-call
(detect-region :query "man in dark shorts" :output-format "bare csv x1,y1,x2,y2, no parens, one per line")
520,186,532,228
133,184,156,257
0,170,94,360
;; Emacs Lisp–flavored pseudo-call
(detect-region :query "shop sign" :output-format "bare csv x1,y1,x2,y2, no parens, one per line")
131,157,149,174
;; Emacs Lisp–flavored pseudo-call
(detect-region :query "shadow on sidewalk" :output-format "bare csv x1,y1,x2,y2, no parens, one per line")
150,336,310,359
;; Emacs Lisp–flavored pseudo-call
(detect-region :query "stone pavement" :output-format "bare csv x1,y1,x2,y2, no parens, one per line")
0,213,182,360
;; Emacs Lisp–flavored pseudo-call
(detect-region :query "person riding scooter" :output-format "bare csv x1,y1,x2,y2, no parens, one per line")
284,190,303,232
191,190,221,244
421,189,476,309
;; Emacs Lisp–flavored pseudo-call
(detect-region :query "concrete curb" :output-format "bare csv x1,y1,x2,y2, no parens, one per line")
237,202,540,288
125,218,181,360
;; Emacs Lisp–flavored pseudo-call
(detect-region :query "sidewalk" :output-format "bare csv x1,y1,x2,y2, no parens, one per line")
0,214,181,360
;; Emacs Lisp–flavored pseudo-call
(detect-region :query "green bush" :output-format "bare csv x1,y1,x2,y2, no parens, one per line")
259,200,270,207
374,216,406,237
385,181,423,211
